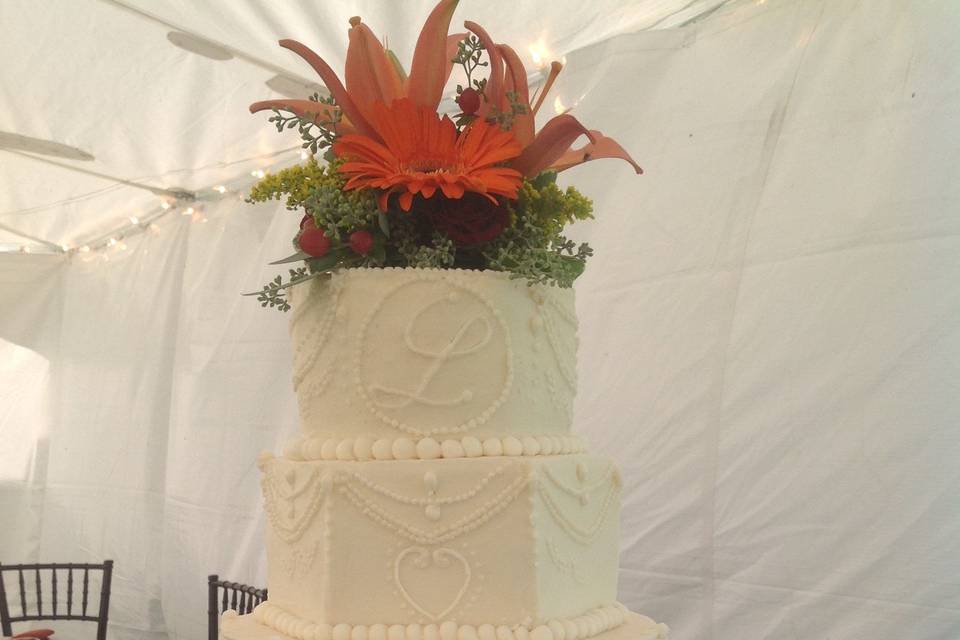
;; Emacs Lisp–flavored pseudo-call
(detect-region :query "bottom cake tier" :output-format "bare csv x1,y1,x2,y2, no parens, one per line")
219,606,670,640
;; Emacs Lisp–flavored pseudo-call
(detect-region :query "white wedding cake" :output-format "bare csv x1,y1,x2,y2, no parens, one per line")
220,268,668,640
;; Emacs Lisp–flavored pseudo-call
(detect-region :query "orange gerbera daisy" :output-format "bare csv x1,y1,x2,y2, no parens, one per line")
333,97,523,212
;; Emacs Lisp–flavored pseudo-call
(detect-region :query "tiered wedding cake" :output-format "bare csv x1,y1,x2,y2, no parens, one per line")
226,1,667,636
221,269,667,639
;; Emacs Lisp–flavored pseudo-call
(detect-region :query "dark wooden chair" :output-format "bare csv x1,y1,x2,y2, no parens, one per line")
0,561,113,640
207,575,266,640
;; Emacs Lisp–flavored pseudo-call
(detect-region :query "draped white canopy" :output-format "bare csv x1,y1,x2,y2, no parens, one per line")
2,1,959,639
0,0,726,251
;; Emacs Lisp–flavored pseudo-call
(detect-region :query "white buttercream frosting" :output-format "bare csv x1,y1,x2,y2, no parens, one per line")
251,601,632,640
288,269,576,444
243,269,667,640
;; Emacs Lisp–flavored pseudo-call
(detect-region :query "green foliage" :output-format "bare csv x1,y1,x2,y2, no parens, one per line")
246,160,330,210
513,171,593,235
302,167,380,239
246,161,595,310
483,172,595,288
268,92,341,154
250,267,319,311
486,90,529,131
247,157,380,232
452,34,489,91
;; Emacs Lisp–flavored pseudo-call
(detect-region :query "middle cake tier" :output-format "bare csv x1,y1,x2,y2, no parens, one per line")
259,453,622,629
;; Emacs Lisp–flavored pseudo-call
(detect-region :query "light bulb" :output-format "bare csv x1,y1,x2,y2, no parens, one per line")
528,38,552,69
214,185,227,194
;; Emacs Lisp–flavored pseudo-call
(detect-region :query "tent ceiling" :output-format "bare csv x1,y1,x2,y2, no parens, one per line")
0,0,728,252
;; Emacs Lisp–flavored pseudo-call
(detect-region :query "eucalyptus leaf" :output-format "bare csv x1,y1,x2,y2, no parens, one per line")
241,271,325,297
268,250,310,265
377,212,390,238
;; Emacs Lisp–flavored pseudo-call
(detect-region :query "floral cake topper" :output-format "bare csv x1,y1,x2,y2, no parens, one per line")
246,0,641,311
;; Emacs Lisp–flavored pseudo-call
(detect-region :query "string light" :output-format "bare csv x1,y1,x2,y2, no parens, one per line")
300,150,309,161
528,38,553,69
13,152,290,258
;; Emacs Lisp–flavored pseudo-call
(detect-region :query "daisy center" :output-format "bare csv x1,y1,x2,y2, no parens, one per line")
404,157,457,173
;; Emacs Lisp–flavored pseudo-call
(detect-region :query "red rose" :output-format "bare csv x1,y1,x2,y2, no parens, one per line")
424,193,509,246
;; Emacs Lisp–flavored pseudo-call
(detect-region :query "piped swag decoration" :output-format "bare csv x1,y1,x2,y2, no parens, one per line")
245,0,641,311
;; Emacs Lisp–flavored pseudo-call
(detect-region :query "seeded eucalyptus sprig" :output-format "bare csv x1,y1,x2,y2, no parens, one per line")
268,93,342,155
253,268,314,311
452,34,489,92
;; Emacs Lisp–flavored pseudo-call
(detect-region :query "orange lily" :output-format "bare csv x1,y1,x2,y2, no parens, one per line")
249,0,467,144
462,21,642,178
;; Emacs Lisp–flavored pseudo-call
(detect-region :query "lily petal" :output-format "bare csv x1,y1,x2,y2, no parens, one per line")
548,130,643,174
511,114,596,178
346,18,404,124
463,21,503,118
406,0,460,109
497,43,534,146
249,99,357,136
278,39,379,140
497,44,529,107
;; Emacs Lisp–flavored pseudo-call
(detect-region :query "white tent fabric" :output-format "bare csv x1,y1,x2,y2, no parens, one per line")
2,1,960,639
0,0,727,250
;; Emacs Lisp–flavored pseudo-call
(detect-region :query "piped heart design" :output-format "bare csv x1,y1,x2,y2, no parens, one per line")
394,546,471,621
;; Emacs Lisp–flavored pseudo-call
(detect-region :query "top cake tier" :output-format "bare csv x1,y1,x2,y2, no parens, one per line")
288,268,577,444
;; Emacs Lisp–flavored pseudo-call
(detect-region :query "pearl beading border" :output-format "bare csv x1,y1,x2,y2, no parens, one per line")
343,465,509,507
250,600,641,640
536,479,619,547
286,434,587,462
337,472,530,546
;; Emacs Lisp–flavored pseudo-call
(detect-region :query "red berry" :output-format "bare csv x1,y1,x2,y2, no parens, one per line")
457,88,481,115
349,230,374,255
299,226,330,257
